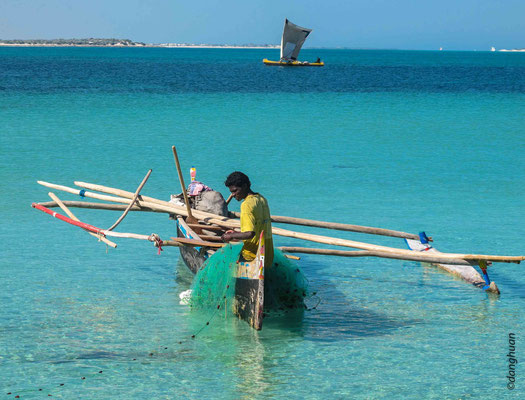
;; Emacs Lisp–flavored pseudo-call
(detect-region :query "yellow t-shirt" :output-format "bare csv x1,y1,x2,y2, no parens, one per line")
240,193,274,269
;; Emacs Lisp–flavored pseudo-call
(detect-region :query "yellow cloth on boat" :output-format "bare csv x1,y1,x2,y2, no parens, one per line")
240,193,274,269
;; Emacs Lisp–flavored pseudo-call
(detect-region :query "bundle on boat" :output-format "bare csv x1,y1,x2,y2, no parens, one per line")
32,170,525,329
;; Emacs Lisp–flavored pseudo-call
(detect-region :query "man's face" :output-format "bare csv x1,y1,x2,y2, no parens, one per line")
228,184,249,201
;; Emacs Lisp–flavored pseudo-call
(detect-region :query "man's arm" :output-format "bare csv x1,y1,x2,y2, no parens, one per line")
221,230,255,242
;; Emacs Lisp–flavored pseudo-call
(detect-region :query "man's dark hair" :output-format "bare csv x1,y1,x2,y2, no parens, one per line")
225,171,251,188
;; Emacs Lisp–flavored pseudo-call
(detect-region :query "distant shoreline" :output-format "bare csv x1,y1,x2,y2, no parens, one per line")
0,40,279,49
0,40,523,51
0,44,279,49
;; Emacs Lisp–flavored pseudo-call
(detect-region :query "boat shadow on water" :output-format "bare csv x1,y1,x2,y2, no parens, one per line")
175,255,420,342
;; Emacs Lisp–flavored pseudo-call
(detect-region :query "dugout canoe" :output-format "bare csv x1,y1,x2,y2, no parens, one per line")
177,216,265,330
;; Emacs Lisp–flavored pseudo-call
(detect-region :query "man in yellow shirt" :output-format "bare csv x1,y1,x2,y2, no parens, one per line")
221,171,274,269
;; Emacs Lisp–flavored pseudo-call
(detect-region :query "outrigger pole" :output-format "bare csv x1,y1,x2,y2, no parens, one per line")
34,180,525,267
47,192,117,248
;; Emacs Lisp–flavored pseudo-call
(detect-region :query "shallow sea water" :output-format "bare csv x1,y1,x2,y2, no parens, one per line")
1,47,524,399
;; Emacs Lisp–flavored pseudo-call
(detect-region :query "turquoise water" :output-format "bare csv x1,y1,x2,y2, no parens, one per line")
1,48,524,399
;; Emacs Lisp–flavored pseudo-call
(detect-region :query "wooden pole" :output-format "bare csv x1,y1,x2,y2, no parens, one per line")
73,181,196,212
39,181,133,204
48,192,117,248
67,180,525,264
272,226,525,264
228,211,422,241
38,181,183,215
37,201,162,213
32,202,165,243
171,146,199,226
278,246,477,266
226,193,234,205
107,169,152,231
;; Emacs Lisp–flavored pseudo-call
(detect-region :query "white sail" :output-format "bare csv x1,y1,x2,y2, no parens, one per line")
280,19,312,61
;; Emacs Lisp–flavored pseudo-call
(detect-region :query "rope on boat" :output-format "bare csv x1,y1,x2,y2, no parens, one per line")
149,233,163,254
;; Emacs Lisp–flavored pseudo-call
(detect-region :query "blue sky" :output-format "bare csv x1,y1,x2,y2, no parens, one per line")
1,0,524,50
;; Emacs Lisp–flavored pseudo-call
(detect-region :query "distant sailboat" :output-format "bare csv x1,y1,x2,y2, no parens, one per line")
263,19,324,67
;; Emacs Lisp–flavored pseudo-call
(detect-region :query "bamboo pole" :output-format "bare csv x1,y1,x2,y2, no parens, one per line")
73,180,239,226
229,211,422,241
68,181,525,264
272,226,525,264
107,169,152,231
226,193,234,205
37,201,162,213
73,180,421,242
38,181,184,215
39,181,130,203
48,192,117,248
277,246,476,266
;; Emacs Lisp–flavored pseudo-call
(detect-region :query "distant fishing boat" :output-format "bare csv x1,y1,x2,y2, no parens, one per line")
263,19,324,67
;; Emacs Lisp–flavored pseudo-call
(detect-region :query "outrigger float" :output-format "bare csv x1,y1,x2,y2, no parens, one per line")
32,147,524,329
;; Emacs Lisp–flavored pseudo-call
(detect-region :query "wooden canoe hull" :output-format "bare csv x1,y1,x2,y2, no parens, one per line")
177,217,265,329
262,58,324,67
233,277,264,330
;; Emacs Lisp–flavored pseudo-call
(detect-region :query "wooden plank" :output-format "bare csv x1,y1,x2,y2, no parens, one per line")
198,235,225,242
187,223,226,232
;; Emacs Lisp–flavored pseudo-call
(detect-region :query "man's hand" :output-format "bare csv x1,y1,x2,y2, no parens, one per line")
221,230,235,242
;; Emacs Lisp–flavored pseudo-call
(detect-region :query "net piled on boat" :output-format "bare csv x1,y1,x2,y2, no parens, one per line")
189,243,308,314
188,243,240,311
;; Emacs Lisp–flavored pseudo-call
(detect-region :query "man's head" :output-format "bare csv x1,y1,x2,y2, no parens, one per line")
225,171,251,201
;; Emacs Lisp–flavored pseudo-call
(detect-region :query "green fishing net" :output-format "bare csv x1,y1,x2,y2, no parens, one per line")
188,243,240,311
264,250,309,311
189,243,308,315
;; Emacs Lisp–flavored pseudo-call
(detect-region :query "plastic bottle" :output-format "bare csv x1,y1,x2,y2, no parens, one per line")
190,166,196,182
